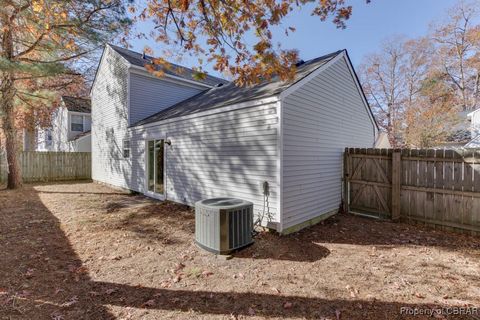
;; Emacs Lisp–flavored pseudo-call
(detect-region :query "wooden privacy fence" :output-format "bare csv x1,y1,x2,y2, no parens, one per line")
344,148,480,234
0,151,91,183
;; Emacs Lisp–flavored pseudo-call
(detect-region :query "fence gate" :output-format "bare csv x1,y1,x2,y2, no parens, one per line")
344,148,394,219
344,147,480,235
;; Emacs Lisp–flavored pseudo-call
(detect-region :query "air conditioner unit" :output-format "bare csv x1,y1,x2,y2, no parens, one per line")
195,198,254,254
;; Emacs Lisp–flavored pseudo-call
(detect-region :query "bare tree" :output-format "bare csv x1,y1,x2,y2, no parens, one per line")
361,1,480,148
360,38,407,146
432,0,480,111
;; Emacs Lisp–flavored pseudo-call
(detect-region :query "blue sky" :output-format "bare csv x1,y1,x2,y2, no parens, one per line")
127,0,460,76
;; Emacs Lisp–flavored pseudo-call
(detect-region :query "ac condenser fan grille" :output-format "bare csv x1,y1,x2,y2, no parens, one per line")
195,198,253,254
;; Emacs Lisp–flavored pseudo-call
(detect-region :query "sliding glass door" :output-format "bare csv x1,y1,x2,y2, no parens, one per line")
147,139,165,196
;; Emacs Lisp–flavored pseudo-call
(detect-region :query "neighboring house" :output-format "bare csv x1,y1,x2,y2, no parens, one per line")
465,108,480,148
440,110,472,148
37,96,92,152
91,44,378,233
374,132,391,148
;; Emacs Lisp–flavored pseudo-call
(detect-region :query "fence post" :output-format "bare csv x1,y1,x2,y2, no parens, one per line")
391,150,401,221
343,148,350,213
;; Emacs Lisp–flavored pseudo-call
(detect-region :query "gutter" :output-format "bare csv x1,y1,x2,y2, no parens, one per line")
128,95,280,131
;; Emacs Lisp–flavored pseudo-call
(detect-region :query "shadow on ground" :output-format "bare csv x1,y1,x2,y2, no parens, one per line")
234,231,331,262
292,214,480,250
1,183,478,319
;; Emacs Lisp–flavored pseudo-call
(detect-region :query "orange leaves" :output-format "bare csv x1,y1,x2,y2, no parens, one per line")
32,0,44,13
253,40,271,54
140,0,363,86
180,0,190,11
206,38,218,46
144,46,154,55
64,39,76,50
192,70,207,80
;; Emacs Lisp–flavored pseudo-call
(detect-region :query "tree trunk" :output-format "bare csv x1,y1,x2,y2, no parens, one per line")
0,20,22,189
0,74,22,189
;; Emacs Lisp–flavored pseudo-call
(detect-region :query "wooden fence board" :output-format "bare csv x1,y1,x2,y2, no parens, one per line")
0,151,91,183
345,148,480,235
473,150,480,235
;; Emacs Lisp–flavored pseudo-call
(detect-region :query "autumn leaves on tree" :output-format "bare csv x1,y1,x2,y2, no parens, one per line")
134,0,370,86
1,0,368,189
4,0,478,189
0,0,131,188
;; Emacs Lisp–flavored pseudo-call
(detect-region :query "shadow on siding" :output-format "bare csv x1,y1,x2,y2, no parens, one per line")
161,106,277,226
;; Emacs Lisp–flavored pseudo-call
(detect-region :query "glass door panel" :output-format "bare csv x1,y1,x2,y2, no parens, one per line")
147,139,164,195
155,140,164,194
147,140,155,192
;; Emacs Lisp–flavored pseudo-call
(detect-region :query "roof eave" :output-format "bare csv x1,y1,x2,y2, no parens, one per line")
129,94,281,130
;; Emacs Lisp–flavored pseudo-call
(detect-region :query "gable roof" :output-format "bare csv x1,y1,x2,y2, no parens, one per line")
108,44,227,87
62,96,91,113
465,134,480,148
132,50,344,127
467,108,480,118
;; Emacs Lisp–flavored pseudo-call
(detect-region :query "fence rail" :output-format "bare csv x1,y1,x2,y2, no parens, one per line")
0,151,91,183
344,148,480,235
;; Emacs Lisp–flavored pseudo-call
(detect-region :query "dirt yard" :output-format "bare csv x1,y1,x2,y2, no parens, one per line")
1,182,479,320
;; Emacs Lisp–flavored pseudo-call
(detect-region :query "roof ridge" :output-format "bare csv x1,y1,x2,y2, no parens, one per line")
107,44,228,85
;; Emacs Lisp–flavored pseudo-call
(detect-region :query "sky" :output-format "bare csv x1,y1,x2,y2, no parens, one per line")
127,0,461,77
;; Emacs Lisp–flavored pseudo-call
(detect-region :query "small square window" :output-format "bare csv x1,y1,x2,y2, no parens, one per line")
123,139,131,158
71,115,84,132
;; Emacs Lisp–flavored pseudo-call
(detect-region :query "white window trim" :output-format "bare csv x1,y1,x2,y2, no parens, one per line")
144,134,167,201
69,112,91,132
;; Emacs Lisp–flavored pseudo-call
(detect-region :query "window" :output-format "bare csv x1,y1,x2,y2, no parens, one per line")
71,115,84,132
84,116,91,131
123,139,131,158
46,129,53,146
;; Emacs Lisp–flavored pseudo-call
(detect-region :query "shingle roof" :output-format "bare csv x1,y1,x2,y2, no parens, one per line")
446,129,471,143
132,50,344,127
465,134,480,148
108,44,228,87
62,96,91,113
71,130,91,141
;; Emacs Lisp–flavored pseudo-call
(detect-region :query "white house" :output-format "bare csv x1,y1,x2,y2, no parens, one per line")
465,109,480,148
91,44,378,234
37,96,92,152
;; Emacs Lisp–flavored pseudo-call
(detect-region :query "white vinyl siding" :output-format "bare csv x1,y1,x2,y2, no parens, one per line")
471,110,480,137
128,102,280,226
91,46,131,188
38,107,91,152
281,56,376,229
91,45,378,232
51,108,69,151
129,72,204,125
